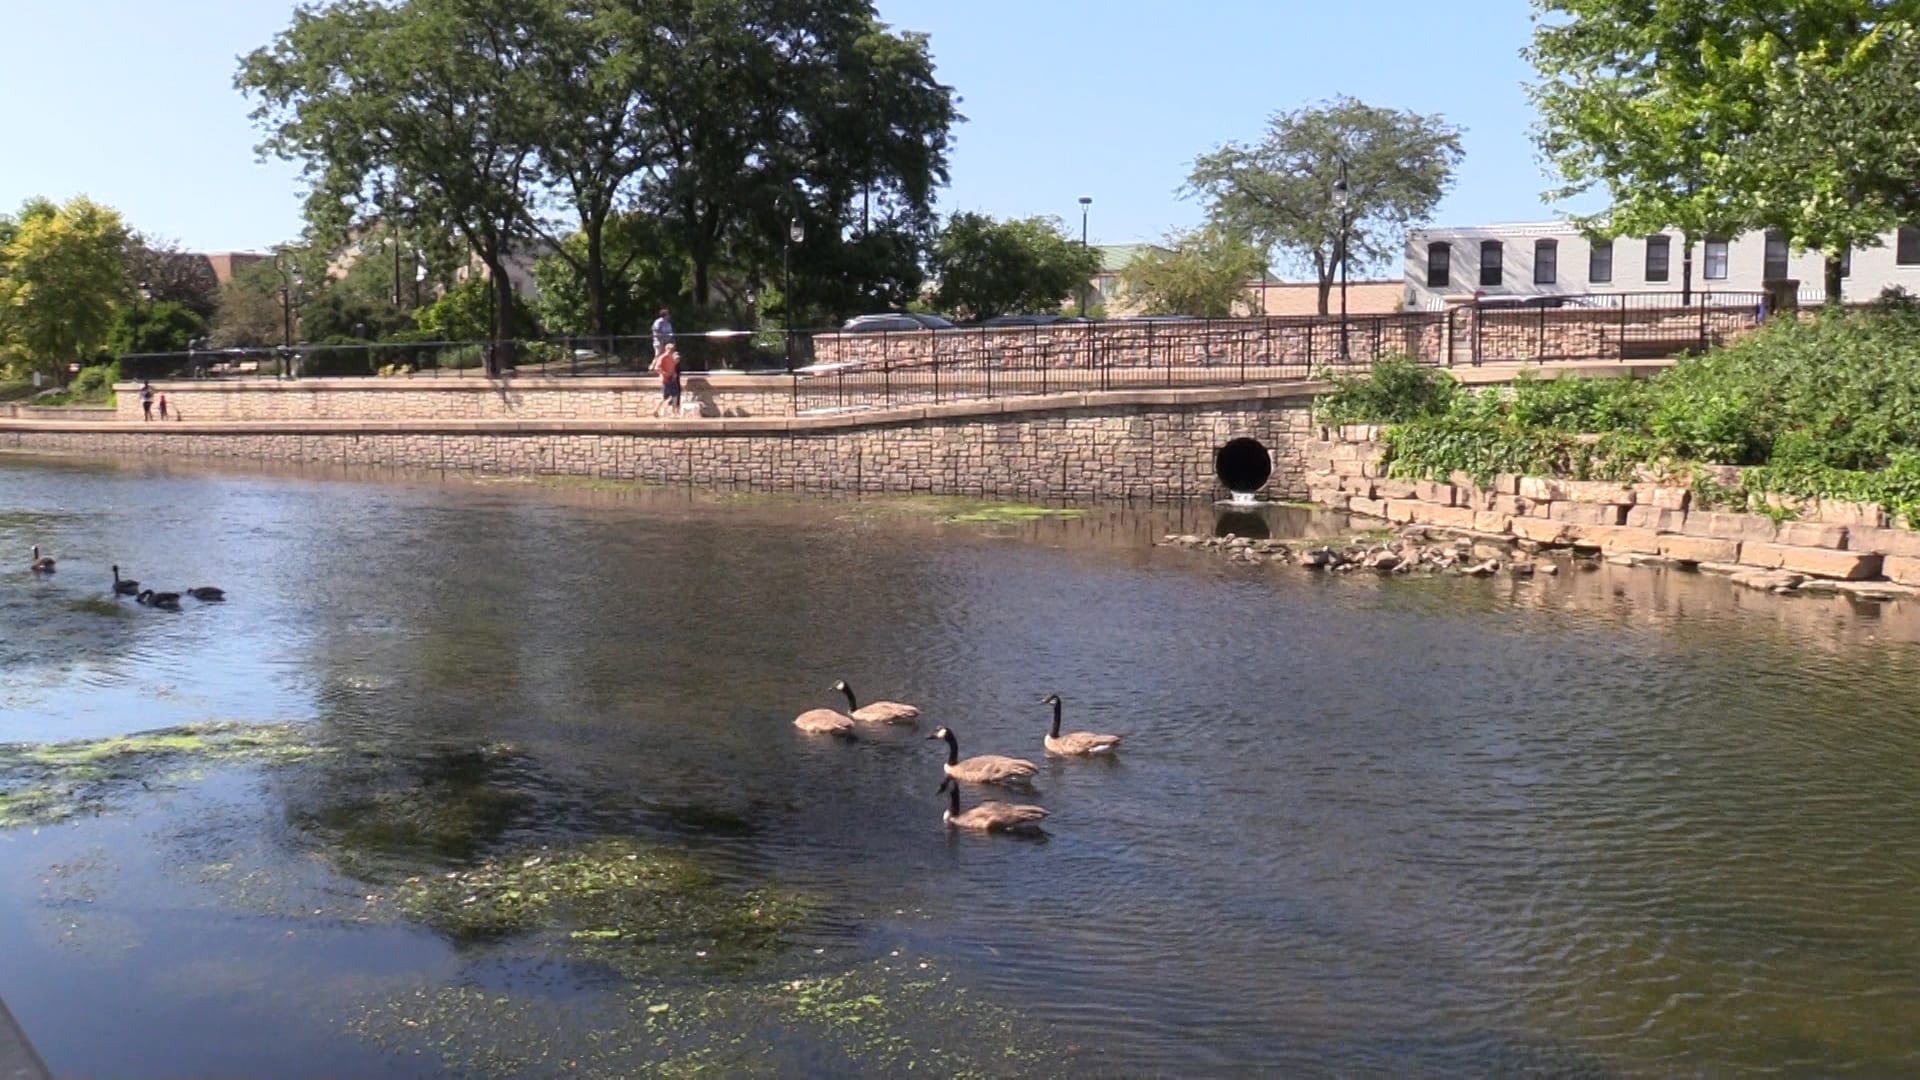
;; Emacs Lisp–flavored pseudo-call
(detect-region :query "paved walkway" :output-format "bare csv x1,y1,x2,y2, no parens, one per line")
0,997,48,1080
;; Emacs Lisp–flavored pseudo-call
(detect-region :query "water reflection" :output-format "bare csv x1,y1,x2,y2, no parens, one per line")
3,452,1920,1077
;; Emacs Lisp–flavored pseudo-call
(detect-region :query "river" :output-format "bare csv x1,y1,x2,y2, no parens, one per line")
3,451,1919,1077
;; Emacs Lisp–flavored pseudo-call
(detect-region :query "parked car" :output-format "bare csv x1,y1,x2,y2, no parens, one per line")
840,313,956,333
975,314,1086,328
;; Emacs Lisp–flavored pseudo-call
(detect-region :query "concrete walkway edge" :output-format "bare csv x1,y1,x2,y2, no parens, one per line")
0,996,49,1080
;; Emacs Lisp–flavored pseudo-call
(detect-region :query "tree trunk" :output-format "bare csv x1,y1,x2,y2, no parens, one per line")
584,224,610,339
487,257,515,376
1824,256,1845,306
1314,252,1332,316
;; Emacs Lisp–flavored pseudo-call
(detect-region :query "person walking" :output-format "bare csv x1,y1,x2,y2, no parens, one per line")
651,308,674,364
651,342,682,418
139,381,154,421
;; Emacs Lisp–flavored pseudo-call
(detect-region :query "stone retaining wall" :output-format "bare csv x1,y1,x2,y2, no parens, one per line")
1303,428,1920,591
5,391,1314,502
111,375,793,423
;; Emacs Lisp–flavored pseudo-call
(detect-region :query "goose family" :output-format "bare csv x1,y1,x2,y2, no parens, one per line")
792,686,1122,838
929,726,1039,785
1042,694,1123,756
30,546,55,574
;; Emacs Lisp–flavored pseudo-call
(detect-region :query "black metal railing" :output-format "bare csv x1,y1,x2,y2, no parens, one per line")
111,292,1779,413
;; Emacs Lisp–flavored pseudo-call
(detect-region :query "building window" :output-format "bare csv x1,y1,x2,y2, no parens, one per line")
1589,240,1613,284
1479,240,1504,288
1533,239,1558,285
1645,235,1670,283
1899,226,1920,266
1704,238,1729,280
1426,241,1451,287
1764,229,1790,280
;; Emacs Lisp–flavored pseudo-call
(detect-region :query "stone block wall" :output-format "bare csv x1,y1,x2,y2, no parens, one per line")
1303,430,1920,589
7,394,1315,503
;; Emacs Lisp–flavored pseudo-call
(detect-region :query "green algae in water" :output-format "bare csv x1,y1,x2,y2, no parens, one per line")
386,837,812,975
942,503,1087,525
0,722,328,829
347,953,1079,1079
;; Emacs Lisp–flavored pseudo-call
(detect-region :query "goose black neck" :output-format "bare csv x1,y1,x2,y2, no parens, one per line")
943,730,959,765
1049,698,1063,738
839,683,858,710
946,783,960,816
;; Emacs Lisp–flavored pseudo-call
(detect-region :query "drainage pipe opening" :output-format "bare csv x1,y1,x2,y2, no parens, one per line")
1214,437,1273,495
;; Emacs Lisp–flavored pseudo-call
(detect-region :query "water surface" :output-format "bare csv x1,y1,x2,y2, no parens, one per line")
4,452,1920,1077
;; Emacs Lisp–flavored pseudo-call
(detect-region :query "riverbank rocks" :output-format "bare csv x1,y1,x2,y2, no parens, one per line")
1302,433,1920,599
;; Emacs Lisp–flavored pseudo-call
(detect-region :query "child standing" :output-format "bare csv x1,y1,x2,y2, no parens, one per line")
652,344,682,418
157,393,169,421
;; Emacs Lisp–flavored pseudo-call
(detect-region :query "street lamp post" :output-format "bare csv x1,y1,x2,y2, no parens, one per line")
274,250,303,379
1078,196,1092,317
1331,160,1351,360
784,217,804,371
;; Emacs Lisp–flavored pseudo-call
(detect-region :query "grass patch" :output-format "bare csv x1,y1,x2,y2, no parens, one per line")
0,722,328,829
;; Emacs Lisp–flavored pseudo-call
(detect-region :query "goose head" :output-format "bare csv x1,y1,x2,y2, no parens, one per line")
926,726,955,743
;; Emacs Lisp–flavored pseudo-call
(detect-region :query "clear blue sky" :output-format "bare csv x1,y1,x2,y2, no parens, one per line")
0,0,1599,276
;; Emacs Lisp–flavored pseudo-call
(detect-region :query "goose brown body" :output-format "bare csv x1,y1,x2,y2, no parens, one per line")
793,707,857,736
939,778,1047,833
833,680,919,724
928,726,1038,785
1042,694,1122,756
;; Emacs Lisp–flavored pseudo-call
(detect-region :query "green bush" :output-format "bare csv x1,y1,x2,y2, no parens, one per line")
1354,307,1920,523
1315,354,1457,426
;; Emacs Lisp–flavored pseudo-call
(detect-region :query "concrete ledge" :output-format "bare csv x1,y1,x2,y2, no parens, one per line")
0,995,49,1080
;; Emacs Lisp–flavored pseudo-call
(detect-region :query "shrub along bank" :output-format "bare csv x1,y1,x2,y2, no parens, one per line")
1316,305,1920,526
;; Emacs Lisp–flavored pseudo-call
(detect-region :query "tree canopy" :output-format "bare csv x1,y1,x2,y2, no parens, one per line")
1528,0,1920,301
0,197,132,381
239,0,960,347
930,213,1100,321
1187,97,1462,314
1119,227,1265,317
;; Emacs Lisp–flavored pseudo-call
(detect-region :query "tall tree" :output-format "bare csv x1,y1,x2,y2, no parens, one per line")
1742,23,1920,302
0,196,132,382
930,213,1101,321
521,0,659,337
1187,97,1462,314
239,0,545,374
1119,227,1265,317
126,237,222,320
1527,0,1917,303
633,0,957,309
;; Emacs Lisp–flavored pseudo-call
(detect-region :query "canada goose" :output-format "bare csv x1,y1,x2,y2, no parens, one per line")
794,707,857,737
927,726,1038,785
833,680,919,724
112,565,139,596
1042,694,1122,756
187,587,226,602
939,777,1047,834
29,546,55,574
137,589,181,610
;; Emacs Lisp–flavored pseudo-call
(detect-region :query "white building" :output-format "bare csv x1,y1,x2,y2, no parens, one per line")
1403,221,1920,308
